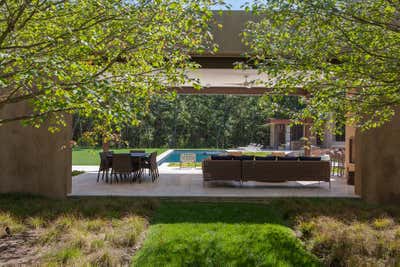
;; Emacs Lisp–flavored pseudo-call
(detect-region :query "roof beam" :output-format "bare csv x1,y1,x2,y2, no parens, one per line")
171,86,309,96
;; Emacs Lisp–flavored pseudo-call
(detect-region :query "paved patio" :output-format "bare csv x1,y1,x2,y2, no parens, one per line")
70,164,357,198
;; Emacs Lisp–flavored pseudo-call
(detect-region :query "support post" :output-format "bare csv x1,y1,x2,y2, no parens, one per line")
269,124,276,149
304,124,311,156
285,125,291,150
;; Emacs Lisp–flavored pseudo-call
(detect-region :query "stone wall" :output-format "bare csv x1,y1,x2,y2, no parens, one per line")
0,102,72,198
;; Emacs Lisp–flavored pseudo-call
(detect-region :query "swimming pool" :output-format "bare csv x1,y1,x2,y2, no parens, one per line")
158,149,225,165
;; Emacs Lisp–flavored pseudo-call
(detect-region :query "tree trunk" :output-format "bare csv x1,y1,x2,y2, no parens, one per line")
102,138,110,152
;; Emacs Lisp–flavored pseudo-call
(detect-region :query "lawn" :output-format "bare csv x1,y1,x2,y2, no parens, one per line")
72,148,168,165
72,170,85,176
1,196,399,266
132,202,319,266
168,162,202,168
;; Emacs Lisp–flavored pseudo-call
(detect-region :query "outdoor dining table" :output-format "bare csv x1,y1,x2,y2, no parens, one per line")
107,152,150,159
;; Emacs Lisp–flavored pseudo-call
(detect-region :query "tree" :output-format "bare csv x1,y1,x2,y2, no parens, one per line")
0,0,218,136
73,94,273,148
243,0,400,135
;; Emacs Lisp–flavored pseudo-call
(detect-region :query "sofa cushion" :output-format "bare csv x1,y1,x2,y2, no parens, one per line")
277,156,299,161
299,156,321,161
211,155,233,160
233,155,254,160
255,156,276,161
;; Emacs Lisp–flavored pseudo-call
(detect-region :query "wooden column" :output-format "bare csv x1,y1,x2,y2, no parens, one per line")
304,124,311,156
269,124,276,148
285,125,291,150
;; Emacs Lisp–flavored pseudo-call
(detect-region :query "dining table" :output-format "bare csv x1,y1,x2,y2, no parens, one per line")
107,152,150,159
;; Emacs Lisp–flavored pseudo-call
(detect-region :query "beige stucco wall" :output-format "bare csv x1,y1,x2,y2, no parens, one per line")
210,11,256,56
354,108,400,203
0,102,72,198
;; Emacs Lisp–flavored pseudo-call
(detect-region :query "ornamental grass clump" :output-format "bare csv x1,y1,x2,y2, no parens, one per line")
0,196,154,266
0,212,25,235
297,216,400,266
42,214,147,266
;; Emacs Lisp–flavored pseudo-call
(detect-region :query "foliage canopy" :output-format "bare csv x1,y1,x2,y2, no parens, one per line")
0,0,218,136
73,95,273,148
244,0,400,134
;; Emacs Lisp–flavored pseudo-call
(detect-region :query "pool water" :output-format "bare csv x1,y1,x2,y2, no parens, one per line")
158,150,225,165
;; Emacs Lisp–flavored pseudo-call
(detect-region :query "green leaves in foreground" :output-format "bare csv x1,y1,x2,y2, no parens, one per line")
244,0,400,135
0,0,218,135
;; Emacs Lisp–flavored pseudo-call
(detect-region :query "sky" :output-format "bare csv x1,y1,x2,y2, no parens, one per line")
212,0,250,10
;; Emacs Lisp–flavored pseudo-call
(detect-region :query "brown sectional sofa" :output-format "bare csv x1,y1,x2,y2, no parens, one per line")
202,159,331,188
202,160,242,182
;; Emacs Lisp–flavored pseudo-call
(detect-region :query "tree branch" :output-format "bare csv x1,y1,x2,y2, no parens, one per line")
0,107,79,124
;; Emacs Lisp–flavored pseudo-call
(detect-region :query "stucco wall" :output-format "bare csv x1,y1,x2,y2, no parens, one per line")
355,108,400,203
0,102,71,198
210,11,256,56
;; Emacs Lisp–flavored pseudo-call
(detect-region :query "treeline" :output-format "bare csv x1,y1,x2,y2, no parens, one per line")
73,95,303,149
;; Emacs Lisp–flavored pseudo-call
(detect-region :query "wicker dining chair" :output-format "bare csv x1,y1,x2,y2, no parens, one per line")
143,152,159,182
110,154,136,183
97,151,113,182
131,157,143,183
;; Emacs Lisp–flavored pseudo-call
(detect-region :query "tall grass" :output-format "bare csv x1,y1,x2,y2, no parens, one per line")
0,195,157,266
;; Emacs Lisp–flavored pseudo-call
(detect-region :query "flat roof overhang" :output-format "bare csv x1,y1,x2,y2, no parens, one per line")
265,118,313,125
168,68,308,96
172,86,308,96
191,56,247,68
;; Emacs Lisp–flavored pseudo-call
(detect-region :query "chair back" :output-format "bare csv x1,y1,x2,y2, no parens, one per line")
150,152,157,167
99,151,113,170
112,154,133,172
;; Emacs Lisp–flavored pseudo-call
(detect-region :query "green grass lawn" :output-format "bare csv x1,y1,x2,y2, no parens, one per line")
72,148,168,165
242,151,272,157
1,196,399,266
168,162,202,168
72,170,85,176
132,202,319,266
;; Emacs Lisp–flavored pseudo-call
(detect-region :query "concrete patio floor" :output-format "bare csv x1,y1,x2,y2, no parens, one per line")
70,164,357,198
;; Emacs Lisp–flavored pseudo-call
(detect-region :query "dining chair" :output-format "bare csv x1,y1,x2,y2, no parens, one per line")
143,152,159,182
110,154,135,183
97,151,113,182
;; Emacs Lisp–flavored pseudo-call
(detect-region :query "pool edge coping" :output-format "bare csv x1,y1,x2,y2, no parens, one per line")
157,149,174,164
